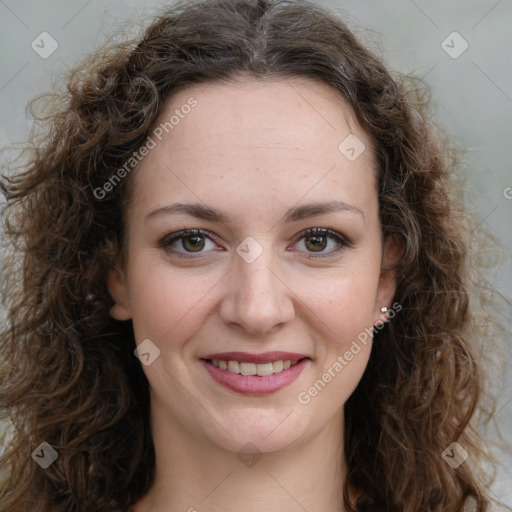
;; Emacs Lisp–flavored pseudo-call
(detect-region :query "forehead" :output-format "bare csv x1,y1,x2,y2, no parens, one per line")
128,77,376,216
158,77,370,154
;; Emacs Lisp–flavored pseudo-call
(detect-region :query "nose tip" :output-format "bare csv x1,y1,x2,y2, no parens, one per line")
219,252,295,336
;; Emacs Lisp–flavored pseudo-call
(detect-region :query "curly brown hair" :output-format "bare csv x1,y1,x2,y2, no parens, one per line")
0,0,508,511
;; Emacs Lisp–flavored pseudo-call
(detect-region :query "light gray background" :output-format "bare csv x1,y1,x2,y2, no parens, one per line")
1,0,511,508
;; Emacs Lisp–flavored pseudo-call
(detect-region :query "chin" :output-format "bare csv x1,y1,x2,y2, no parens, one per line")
204,408,313,455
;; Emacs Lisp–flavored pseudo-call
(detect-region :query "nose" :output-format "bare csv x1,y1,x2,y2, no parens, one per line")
219,246,295,336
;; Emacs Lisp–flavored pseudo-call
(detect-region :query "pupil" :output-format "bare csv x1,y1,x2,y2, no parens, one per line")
183,235,204,252
306,235,326,252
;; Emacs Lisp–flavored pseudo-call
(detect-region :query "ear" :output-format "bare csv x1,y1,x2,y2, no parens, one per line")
106,266,132,320
373,235,402,325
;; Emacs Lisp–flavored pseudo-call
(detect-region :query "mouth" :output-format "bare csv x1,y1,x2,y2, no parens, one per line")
205,358,302,376
200,352,310,395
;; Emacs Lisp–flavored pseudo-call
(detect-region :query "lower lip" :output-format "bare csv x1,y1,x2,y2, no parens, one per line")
201,359,309,395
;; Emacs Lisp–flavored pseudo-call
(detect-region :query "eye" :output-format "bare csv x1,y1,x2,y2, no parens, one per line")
159,227,352,260
159,229,219,259
292,228,352,258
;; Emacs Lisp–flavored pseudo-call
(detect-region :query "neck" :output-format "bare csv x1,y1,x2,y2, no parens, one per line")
133,402,349,512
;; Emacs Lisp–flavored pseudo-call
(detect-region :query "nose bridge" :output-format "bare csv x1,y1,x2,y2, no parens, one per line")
220,236,294,334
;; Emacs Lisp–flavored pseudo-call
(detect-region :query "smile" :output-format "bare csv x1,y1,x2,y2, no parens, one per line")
200,352,310,395
209,359,299,376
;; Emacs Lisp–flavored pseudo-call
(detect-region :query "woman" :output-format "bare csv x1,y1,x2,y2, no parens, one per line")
0,0,508,510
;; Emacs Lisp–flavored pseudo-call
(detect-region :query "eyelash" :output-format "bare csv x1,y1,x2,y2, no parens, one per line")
158,227,352,260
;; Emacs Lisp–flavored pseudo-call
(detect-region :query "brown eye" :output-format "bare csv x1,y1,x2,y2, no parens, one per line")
304,233,328,252
294,228,352,258
181,234,206,252
159,229,218,257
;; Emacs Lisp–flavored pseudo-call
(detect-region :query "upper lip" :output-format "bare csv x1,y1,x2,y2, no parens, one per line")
201,351,310,363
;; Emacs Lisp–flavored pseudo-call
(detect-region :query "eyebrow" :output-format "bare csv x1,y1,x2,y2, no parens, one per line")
144,200,364,224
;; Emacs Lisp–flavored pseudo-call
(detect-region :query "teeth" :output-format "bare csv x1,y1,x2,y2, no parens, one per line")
272,360,283,372
210,359,300,375
227,361,239,373
240,362,256,376
256,362,273,377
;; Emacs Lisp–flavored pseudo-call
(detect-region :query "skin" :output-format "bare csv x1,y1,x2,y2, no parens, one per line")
107,77,399,512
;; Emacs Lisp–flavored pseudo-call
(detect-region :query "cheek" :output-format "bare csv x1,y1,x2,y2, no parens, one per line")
126,239,381,353
296,263,380,347
127,256,215,345
296,272,377,412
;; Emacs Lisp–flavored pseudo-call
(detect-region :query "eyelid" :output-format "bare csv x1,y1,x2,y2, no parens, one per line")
159,227,352,259
158,228,219,259
291,227,353,259
294,227,352,247
159,228,217,246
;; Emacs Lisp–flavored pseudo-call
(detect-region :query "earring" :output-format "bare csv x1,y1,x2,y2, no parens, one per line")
380,306,388,313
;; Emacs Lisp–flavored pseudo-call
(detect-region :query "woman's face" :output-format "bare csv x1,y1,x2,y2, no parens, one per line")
108,77,397,454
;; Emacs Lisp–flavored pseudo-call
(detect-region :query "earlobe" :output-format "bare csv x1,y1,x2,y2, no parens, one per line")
373,267,397,325
106,266,132,320
373,236,402,324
